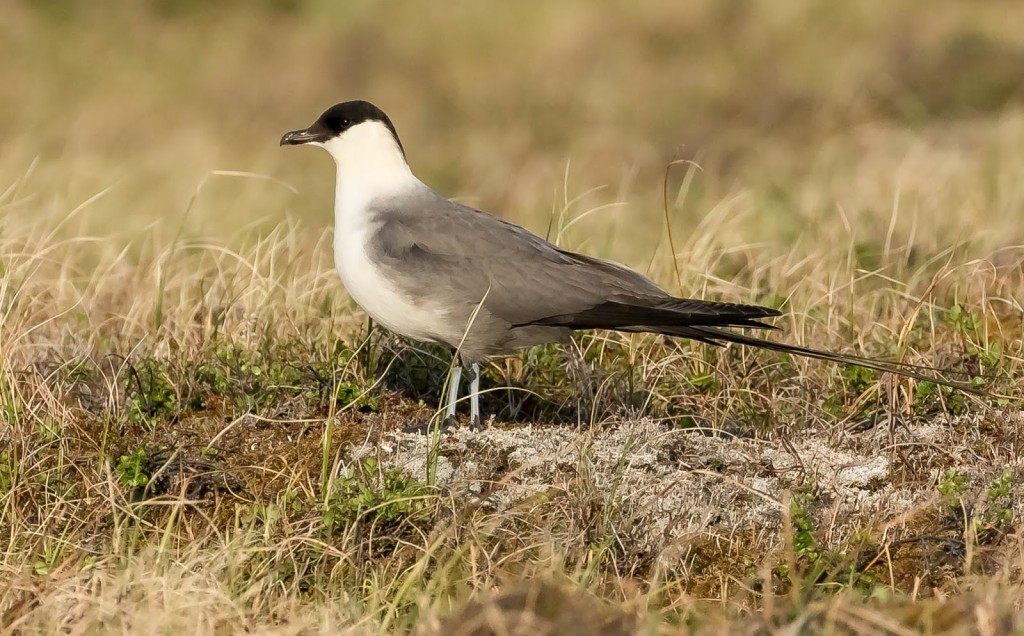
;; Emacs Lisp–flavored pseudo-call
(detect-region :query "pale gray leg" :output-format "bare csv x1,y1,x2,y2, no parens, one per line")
402,364,464,434
444,365,462,419
469,362,483,429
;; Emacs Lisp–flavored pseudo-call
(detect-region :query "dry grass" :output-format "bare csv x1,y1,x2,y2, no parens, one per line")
2,0,1024,633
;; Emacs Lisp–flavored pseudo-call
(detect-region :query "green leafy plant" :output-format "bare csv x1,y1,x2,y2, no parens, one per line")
333,379,378,411
914,381,969,416
983,469,1014,526
323,456,432,536
116,448,149,488
125,359,177,425
948,303,981,336
937,468,968,510
790,496,819,562
841,365,877,395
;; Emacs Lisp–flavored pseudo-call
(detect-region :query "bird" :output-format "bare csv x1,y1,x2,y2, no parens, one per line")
280,100,978,428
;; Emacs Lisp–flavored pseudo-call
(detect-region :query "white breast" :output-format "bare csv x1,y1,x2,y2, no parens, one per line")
333,216,447,343
317,119,455,344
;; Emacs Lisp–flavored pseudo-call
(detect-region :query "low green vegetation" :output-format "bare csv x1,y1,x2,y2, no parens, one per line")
323,456,432,538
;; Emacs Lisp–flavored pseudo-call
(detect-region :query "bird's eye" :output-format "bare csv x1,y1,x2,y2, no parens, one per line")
341,118,351,128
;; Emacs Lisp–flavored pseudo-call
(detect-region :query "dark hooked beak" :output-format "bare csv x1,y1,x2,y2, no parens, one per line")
279,128,326,146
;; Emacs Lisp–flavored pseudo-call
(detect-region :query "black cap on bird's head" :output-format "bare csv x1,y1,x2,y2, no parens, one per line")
279,100,404,155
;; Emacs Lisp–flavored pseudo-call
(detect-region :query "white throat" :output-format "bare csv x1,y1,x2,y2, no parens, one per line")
321,121,445,342
320,120,421,218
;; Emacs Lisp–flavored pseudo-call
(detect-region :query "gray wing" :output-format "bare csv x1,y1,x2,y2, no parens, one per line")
367,191,779,329
366,192,978,393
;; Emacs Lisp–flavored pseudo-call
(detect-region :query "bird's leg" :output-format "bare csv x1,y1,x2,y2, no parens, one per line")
469,362,484,430
444,364,463,426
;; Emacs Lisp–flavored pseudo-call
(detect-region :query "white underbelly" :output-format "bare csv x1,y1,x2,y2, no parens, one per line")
334,228,447,343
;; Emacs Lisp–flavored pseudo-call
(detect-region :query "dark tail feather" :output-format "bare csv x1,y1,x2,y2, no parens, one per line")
524,298,984,394
657,324,984,394
524,299,782,331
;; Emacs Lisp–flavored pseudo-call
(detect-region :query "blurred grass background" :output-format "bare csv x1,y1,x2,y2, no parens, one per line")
4,0,1023,253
